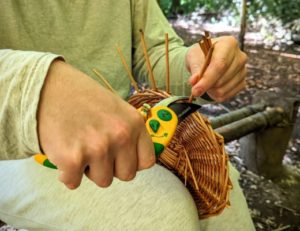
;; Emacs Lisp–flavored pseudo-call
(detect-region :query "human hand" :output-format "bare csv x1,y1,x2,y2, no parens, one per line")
38,60,155,189
186,36,248,102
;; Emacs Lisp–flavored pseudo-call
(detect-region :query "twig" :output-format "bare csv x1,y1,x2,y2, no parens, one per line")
92,68,116,93
139,29,157,91
188,44,214,103
165,33,170,94
199,40,208,56
272,225,291,231
115,44,139,92
184,149,199,190
204,30,212,47
274,203,300,216
184,159,187,186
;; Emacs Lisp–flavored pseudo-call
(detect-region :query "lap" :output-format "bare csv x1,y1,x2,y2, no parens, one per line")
0,157,254,231
0,157,199,231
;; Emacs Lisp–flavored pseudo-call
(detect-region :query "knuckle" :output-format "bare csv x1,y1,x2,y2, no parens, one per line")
226,36,238,47
118,171,136,181
114,122,131,146
215,96,225,102
212,91,225,102
214,80,223,88
80,127,109,155
66,152,84,170
189,63,200,72
88,137,109,157
214,87,225,98
132,110,145,125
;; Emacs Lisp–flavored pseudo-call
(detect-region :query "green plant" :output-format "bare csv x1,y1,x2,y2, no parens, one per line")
158,0,300,25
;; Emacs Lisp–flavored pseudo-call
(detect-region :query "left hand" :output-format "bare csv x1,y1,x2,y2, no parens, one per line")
185,36,248,102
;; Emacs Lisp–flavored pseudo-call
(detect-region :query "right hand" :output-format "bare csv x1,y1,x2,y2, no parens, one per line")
38,60,155,189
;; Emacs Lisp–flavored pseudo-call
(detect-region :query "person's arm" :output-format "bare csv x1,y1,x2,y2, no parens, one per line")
132,0,247,102
132,0,190,96
0,49,61,160
37,60,155,189
0,49,155,189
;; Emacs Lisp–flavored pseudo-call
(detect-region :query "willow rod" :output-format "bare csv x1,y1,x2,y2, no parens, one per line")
184,149,199,191
115,44,140,92
203,31,212,49
199,40,208,56
139,29,157,91
165,33,170,94
92,68,116,93
188,44,214,103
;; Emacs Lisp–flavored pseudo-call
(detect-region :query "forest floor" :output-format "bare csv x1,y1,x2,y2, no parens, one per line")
172,18,300,231
229,46,300,231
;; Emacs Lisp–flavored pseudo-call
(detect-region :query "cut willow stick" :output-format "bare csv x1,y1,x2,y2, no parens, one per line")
165,33,170,94
184,149,199,191
139,29,157,91
204,30,213,47
115,44,140,92
188,44,214,103
92,68,116,93
199,40,208,56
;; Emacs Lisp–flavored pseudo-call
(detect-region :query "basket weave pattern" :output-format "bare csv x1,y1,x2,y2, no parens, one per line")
128,89,232,218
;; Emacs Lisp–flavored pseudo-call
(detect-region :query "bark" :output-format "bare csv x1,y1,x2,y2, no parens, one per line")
209,103,265,129
239,0,247,51
214,107,284,143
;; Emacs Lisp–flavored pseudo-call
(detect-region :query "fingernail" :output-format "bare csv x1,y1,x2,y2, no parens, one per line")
66,183,77,190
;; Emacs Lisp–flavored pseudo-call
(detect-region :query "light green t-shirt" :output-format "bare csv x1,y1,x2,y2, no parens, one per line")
0,0,191,159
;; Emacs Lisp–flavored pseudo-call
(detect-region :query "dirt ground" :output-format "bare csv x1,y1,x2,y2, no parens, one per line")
230,46,300,231
173,21,300,231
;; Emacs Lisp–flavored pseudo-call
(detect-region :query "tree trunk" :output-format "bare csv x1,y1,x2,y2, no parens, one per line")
171,0,181,15
239,0,247,51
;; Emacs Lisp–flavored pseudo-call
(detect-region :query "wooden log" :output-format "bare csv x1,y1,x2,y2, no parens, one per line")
215,107,284,143
209,103,266,129
238,91,300,178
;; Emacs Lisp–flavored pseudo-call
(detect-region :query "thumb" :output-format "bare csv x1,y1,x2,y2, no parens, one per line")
136,129,155,171
186,44,205,86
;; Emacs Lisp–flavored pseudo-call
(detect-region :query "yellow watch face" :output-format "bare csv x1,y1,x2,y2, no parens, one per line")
145,106,178,156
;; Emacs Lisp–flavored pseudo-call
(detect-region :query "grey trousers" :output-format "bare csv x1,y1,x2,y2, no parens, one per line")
0,157,255,231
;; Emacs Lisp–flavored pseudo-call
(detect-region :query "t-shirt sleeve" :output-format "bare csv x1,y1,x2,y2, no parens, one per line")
131,0,192,96
0,49,62,160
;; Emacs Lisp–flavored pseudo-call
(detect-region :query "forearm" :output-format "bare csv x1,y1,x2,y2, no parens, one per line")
0,49,61,160
132,0,191,96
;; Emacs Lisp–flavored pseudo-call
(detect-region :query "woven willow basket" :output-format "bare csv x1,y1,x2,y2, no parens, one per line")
128,89,232,219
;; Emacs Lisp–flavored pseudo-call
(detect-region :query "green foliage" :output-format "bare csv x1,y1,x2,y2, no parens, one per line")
247,0,300,24
158,0,300,24
158,0,234,16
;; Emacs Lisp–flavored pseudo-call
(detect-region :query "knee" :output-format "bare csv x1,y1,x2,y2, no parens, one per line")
140,165,200,230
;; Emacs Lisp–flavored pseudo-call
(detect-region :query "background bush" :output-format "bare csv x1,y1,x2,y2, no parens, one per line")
158,0,300,25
